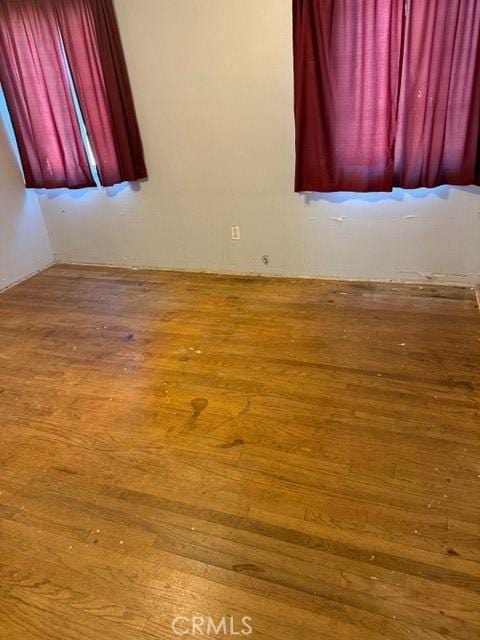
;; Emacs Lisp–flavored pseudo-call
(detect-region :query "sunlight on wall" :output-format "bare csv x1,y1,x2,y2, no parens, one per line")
304,185,452,206
0,85,23,174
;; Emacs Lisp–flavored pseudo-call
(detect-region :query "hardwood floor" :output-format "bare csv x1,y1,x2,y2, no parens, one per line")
0,264,479,640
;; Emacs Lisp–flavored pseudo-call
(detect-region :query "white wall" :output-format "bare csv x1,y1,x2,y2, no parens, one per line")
39,0,480,284
0,102,53,291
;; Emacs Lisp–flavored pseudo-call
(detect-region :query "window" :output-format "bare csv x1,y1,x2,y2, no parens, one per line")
293,0,480,193
0,0,147,189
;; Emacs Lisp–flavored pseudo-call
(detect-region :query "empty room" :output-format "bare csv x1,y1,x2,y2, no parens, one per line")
0,0,480,639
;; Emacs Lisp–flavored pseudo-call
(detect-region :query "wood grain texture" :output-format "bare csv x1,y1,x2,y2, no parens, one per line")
0,264,479,639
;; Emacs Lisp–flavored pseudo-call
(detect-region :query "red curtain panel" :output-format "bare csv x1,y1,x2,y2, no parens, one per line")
0,0,147,189
55,0,148,186
293,0,404,192
0,0,95,188
394,0,480,188
293,0,480,193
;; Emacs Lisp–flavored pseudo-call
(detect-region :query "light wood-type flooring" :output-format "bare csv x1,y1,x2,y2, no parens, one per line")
0,264,479,640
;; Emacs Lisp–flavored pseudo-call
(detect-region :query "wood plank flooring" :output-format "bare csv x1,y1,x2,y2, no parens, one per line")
0,264,479,640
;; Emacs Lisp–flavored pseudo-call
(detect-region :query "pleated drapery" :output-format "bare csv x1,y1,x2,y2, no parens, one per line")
0,0,147,189
55,0,147,186
293,0,480,192
0,0,94,188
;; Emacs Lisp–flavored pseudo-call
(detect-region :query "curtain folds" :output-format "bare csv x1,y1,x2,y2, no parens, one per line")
55,0,147,186
394,0,480,188
0,0,147,189
0,0,94,189
293,0,404,192
293,0,480,193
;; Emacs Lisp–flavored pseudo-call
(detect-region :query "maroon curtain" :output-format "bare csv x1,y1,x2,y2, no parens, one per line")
293,0,404,192
394,0,480,188
293,0,480,193
54,0,147,186
0,0,94,188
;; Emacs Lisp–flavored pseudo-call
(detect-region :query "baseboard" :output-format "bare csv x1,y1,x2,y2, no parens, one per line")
54,259,476,289
0,261,55,294
3,257,476,292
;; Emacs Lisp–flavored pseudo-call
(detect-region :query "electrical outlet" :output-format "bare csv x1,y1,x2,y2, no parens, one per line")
231,226,240,241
